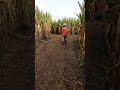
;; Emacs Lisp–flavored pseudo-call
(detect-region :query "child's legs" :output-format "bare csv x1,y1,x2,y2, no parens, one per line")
62,36,65,44
64,35,67,44
62,37,64,41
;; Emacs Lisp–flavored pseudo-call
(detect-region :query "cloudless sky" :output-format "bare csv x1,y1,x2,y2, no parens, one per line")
35,0,84,21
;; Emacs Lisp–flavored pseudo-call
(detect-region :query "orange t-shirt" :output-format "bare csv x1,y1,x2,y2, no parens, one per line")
61,27,68,36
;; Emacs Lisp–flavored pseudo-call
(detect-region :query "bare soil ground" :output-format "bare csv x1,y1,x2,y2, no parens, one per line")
35,34,85,90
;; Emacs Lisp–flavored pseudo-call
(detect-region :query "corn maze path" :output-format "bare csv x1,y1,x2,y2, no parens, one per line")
35,34,84,90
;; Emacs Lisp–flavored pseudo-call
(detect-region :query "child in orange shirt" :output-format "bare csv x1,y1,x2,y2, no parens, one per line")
61,23,68,45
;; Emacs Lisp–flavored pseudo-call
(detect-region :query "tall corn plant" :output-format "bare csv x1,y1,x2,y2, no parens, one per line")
76,1,85,27
92,0,120,89
102,0,120,89
51,17,80,35
76,0,85,65
86,0,120,89
35,7,52,49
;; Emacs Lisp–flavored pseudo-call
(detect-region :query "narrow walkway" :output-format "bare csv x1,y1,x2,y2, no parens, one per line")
35,34,85,90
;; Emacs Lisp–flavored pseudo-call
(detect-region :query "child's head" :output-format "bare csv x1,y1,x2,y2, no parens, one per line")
63,23,66,27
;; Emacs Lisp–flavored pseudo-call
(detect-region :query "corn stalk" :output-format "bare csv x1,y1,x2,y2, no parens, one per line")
35,7,52,50
76,1,85,65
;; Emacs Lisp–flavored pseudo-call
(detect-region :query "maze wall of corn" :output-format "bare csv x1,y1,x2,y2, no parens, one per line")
85,0,120,89
0,0,34,89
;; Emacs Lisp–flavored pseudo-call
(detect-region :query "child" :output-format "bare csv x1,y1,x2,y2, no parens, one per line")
61,23,68,45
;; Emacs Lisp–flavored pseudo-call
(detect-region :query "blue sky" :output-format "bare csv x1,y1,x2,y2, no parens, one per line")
35,0,84,21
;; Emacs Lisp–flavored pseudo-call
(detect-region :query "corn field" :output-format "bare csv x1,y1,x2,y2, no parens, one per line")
50,1,85,66
0,0,34,89
103,1,120,89
86,0,120,89
35,1,85,64
0,0,34,58
76,1,85,65
35,7,52,49
51,18,80,35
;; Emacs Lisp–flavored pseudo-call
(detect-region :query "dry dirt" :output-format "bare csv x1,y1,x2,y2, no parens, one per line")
35,34,85,90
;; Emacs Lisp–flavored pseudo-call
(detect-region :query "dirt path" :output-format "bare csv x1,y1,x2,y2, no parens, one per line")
35,34,85,90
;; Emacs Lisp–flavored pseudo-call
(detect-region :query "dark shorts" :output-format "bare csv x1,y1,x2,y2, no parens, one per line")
64,35,67,39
